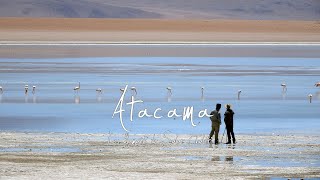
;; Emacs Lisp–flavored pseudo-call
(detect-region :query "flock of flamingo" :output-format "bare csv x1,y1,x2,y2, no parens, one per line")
0,82,319,103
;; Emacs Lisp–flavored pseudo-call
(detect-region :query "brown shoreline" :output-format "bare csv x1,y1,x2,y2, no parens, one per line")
0,18,319,42
0,18,319,58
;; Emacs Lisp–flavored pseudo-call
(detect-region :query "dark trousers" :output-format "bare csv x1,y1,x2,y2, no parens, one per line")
226,125,235,142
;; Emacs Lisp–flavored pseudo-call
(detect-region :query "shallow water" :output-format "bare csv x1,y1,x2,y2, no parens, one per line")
0,147,82,153
0,57,319,134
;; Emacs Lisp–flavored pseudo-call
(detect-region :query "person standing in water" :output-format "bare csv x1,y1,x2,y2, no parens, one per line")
224,104,236,144
209,103,222,144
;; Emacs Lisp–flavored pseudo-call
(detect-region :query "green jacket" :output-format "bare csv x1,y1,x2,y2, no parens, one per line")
210,110,221,125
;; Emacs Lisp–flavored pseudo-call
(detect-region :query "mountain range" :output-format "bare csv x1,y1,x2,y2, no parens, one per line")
0,0,319,20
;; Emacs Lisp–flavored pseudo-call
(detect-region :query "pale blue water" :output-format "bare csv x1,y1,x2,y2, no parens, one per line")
0,57,319,134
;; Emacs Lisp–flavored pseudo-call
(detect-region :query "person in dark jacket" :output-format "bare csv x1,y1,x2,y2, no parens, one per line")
224,104,236,144
209,103,221,144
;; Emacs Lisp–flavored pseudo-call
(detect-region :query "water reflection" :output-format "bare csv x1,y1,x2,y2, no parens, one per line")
227,144,236,149
316,91,320,100
32,95,37,103
211,156,220,161
24,94,28,103
201,94,204,102
282,91,287,100
96,94,102,103
225,156,234,164
211,156,234,164
74,95,80,104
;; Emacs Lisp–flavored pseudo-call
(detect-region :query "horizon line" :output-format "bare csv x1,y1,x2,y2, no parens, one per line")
1,41,320,46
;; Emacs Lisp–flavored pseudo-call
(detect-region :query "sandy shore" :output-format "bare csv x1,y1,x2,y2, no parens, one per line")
0,18,319,42
0,132,319,179
0,18,319,58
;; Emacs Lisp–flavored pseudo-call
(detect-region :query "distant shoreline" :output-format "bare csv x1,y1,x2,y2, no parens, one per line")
0,18,319,58
1,43,319,58
0,18,319,42
1,41,320,45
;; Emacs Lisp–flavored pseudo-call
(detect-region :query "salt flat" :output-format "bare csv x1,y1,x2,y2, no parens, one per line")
0,132,319,179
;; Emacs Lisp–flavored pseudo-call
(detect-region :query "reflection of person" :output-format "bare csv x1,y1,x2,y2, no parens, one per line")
209,103,221,144
224,104,236,144
225,156,233,162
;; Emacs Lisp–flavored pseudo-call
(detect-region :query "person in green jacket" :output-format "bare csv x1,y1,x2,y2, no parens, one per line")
209,103,222,144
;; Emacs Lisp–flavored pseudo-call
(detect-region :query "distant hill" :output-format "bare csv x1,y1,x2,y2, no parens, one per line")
0,0,319,20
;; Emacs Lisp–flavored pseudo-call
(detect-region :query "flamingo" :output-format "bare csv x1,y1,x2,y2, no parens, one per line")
32,86,36,94
0,86,2,94
201,87,204,97
237,90,242,100
96,88,102,94
166,87,172,102
131,87,137,96
281,83,287,92
74,82,80,93
25,85,29,94
201,87,204,101
167,87,172,95
315,82,320,87
308,94,313,103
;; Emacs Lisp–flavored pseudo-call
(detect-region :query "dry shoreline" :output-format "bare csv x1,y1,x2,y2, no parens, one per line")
0,18,319,58
0,18,319,42
0,132,319,179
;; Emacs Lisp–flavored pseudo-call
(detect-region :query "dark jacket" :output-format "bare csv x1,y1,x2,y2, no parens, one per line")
224,109,234,126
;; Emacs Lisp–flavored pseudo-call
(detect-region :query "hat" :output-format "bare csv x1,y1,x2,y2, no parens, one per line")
225,104,232,109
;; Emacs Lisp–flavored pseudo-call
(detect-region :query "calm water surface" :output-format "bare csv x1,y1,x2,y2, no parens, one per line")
0,57,319,134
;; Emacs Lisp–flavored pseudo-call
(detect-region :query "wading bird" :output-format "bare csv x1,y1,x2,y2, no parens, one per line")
25,85,29,94
315,82,320,87
308,94,313,103
96,88,102,94
281,83,287,92
120,88,125,94
167,87,172,95
201,87,204,97
237,90,242,100
74,82,80,93
166,87,172,102
131,87,137,96
201,87,205,101
32,86,36,94
0,86,3,94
